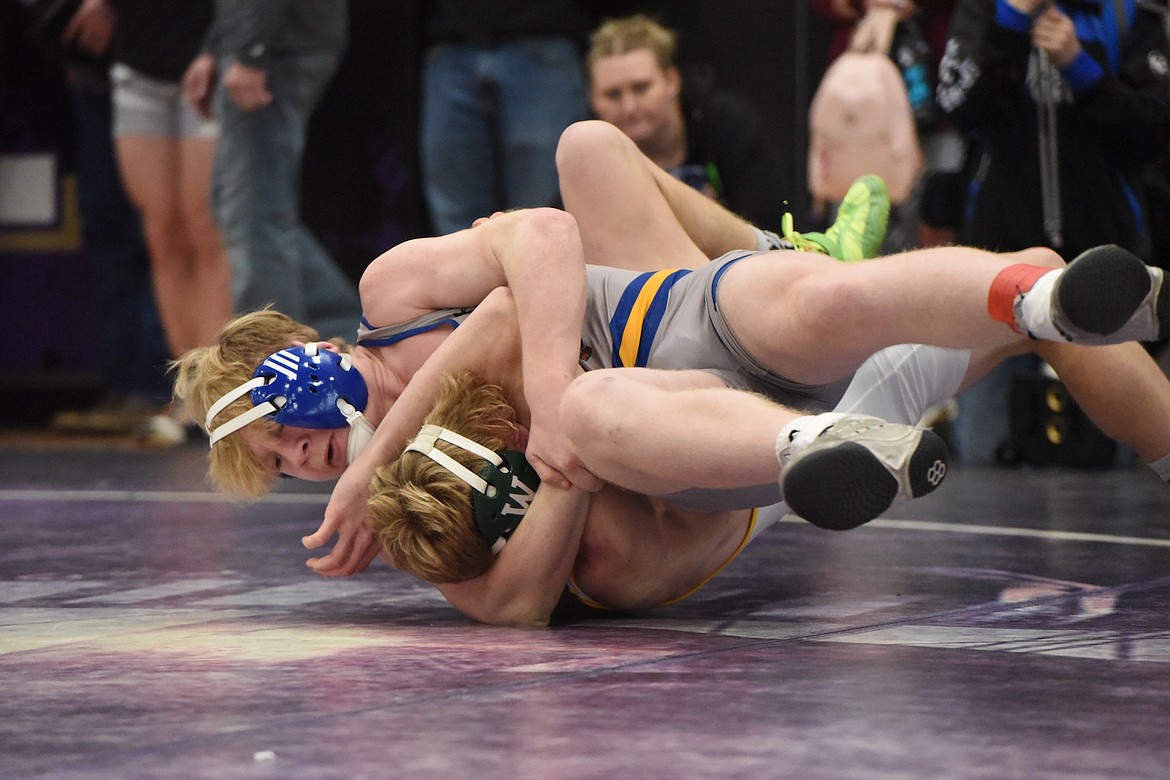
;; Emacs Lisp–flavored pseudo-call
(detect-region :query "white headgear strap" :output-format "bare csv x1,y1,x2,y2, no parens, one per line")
205,343,365,449
206,377,284,446
404,424,503,498
341,401,376,464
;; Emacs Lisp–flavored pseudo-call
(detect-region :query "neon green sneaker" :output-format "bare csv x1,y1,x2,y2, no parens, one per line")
782,175,890,262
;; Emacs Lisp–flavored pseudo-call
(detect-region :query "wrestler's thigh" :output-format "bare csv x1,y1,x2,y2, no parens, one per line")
716,253,861,383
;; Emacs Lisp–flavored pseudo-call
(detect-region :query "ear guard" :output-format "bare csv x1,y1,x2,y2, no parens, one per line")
404,424,541,553
206,344,371,457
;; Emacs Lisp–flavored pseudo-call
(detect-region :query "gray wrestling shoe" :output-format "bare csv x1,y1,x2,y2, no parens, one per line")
778,413,949,531
1047,244,1170,344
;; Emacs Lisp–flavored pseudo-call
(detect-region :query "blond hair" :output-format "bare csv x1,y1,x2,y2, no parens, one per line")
587,13,678,81
368,371,521,583
171,309,320,497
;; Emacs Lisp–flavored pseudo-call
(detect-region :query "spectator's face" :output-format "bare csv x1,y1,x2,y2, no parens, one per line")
590,49,680,146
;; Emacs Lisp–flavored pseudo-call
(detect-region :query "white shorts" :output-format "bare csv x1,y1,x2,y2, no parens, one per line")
110,63,218,140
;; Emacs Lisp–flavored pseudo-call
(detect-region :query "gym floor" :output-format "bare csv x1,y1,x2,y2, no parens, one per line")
3,437,1169,779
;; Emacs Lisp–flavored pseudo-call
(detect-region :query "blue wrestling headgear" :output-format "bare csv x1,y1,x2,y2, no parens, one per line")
404,424,541,554
206,344,376,463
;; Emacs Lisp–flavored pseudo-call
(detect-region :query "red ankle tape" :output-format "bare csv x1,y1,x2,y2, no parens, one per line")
988,264,1051,332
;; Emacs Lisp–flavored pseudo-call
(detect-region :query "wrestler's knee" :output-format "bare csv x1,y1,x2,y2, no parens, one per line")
561,370,627,452
556,120,630,177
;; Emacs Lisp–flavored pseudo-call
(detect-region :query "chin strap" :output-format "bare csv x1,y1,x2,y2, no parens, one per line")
343,403,376,464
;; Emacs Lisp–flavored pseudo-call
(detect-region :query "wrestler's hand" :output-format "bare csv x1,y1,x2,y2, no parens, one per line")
471,212,507,228
525,404,602,493
302,463,382,577
223,61,273,112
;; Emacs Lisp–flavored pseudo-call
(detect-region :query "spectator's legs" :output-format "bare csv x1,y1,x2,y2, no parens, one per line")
420,44,496,235
496,37,587,211
116,133,231,355
212,53,358,342
68,76,169,405
953,354,1037,463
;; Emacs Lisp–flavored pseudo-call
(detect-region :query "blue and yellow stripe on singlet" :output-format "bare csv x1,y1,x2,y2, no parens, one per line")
608,268,692,368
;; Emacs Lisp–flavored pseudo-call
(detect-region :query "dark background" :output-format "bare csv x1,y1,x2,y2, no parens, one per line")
0,0,833,414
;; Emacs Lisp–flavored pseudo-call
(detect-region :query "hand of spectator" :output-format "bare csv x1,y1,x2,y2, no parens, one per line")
849,6,899,54
865,0,917,21
182,54,218,119
471,212,508,228
1032,6,1081,68
62,0,115,57
1006,0,1049,16
302,463,382,577
223,61,274,112
829,0,864,22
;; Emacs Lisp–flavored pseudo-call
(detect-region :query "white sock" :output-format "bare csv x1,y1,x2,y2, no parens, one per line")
753,226,789,252
1014,269,1065,340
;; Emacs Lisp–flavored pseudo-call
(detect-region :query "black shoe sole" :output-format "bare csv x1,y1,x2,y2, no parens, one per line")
1058,245,1153,337
782,429,949,532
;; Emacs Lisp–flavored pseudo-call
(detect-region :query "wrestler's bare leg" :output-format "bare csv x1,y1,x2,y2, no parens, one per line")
556,120,757,271
1037,341,1170,464
561,362,951,524
947,337,1170,469
721,245,1069,386
561,368,798,495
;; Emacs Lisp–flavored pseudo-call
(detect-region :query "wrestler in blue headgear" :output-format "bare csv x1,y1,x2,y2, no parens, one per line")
205,343,376,464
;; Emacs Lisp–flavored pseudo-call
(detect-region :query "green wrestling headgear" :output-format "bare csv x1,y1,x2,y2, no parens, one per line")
403,424,542,553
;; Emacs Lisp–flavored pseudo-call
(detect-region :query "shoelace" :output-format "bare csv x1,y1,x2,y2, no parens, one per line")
781,212,826,253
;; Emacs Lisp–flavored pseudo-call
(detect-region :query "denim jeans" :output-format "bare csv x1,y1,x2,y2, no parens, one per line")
421,37,588,235
212,52,360,341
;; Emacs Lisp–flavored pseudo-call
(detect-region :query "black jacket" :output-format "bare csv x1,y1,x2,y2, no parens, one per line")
938,0,1170,258
111,0,211,80
680,65,791,232
206,0,347,66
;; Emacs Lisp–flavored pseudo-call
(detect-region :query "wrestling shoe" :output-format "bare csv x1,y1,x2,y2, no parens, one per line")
777,412,949,531
782,174,890,262
1044,244,1170,345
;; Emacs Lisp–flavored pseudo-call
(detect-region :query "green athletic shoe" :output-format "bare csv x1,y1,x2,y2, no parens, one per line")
782,174,890,262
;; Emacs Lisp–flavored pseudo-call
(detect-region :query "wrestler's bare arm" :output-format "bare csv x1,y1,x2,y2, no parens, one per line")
359,208,592,487
433,483,592,627
306,290,529,576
